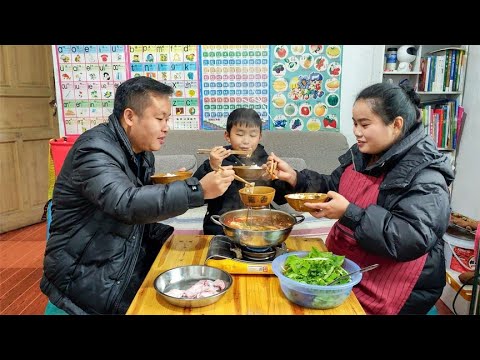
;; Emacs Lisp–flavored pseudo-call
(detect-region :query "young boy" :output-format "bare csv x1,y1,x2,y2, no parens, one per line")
194,108,271,235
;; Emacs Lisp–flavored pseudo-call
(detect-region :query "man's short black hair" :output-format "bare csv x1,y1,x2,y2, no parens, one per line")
113,76,173,119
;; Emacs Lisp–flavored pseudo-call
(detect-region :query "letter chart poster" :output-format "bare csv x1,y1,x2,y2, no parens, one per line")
128,45,201,130
54,45,128,135
54,45,342,135
270,45,342,132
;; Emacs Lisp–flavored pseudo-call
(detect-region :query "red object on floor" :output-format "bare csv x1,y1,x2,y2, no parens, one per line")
49,136,79,176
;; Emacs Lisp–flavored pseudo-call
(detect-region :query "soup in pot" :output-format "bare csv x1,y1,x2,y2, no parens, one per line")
225,215,293,231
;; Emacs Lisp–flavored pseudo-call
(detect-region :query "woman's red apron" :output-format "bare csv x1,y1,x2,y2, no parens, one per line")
326,164,427,314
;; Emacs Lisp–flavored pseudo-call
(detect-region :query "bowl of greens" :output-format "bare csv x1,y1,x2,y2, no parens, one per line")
272,248,362,309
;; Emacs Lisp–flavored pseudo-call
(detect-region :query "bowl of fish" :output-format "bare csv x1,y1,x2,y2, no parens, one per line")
150,171,193,184
154,265,233,308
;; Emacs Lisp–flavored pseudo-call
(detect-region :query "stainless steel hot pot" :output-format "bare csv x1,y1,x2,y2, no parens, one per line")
211,208,305,249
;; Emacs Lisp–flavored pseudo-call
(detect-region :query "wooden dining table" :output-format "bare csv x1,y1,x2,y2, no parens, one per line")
126,234,366,315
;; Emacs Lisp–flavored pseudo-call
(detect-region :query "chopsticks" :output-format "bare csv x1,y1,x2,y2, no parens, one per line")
197,148,252,157
268,159,278,180
218,166,255,187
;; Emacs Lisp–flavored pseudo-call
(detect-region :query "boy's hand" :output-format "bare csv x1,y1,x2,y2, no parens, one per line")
262,152,297,186
199,166,235,199
209,146,231,170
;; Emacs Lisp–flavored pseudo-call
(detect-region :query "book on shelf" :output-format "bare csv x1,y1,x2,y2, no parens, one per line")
420,100,459,150
420,47,466,93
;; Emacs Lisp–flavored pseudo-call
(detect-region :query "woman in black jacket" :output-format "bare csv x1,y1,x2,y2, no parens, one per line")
269,81,454,314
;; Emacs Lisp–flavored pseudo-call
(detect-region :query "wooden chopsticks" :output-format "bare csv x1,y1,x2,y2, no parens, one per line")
268,160,278,180
197,148,252,157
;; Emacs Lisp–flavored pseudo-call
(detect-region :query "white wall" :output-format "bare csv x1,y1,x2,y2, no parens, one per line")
450,45,480,219
339,45,383,146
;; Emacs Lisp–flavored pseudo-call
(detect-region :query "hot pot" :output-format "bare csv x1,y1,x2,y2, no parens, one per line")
211,208,305,249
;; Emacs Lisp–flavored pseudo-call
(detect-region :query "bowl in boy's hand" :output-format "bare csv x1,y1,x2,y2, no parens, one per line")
232,165,265,181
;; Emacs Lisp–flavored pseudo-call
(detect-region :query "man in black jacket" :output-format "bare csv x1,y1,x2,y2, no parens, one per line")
40,76,234,314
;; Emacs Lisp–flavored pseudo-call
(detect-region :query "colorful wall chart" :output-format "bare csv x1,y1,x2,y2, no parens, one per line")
200,45,270,130
269,45,342,132
128,45,201,130
55,45,128,135
54,45,342,135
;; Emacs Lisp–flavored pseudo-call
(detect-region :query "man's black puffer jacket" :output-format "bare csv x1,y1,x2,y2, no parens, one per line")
274,123,454,314
40,114,204,314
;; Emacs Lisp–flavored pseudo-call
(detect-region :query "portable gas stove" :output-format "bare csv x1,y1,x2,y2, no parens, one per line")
204,235,288,274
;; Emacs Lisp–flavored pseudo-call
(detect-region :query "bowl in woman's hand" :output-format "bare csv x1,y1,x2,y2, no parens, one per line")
284,193,330,212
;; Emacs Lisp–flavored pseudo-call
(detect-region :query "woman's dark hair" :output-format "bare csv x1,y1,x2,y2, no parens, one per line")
355,80,421,136
226,108,263,133
113,76,173,119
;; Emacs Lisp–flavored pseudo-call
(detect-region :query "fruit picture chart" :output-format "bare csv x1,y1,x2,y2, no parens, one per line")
270,45,342,132
128,45,201,130
200,45,270,130
55,45,128,135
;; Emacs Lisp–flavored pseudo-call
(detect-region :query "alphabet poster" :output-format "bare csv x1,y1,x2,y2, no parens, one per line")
54,45,342,135
128,45,201,130
55,45,128,135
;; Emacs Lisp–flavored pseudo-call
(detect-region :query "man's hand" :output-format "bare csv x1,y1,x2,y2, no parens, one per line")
199,165,235,199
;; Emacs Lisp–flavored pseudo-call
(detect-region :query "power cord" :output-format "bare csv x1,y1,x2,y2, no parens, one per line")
452,272,480,315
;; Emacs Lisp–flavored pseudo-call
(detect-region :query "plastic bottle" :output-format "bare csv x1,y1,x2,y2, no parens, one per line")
385,48,397,71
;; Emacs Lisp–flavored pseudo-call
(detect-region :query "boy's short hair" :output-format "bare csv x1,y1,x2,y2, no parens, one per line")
226,108,262,133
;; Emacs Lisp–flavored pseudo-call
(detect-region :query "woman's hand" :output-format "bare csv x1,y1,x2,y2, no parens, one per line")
209,146,231,170
304,191,350,219
262,152,297,186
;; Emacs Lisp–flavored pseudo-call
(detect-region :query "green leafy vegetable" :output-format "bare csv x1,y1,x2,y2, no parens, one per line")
283,247,350,285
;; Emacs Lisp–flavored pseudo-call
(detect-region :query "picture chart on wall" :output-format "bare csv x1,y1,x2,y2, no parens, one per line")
53,45,343,135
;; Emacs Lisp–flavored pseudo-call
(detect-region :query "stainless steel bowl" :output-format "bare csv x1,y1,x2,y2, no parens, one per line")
211,208,305,249
154,265,233,308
